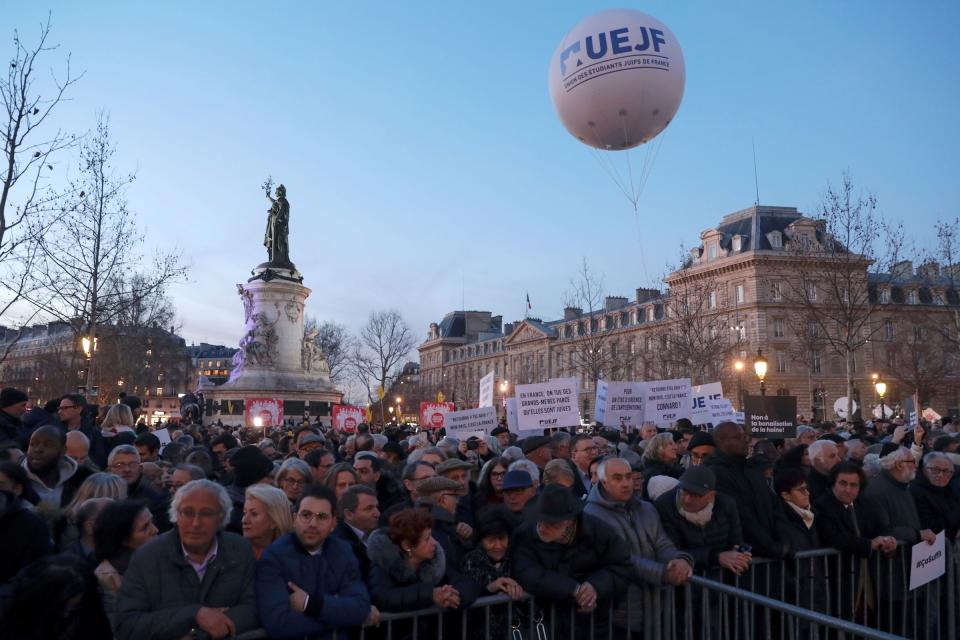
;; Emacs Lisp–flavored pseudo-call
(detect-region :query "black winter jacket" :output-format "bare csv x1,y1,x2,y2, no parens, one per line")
910,474,960,540
813,492,890,558
654,487,743,568
511,512,631,605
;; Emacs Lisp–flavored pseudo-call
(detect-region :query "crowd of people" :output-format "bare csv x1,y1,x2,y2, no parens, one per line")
0,384,958,639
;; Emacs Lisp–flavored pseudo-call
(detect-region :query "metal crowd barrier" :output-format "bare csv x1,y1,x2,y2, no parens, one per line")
238,541,960,639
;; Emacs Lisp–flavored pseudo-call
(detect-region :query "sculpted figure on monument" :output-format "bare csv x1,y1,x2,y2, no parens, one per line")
301,327,330,374
240,311,279,367
264,183,291,267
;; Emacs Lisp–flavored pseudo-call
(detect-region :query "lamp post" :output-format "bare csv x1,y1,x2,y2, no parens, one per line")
499,380,509,419
734,360,744,410
874,376,887,421
753,349,768,397
395,396,403,423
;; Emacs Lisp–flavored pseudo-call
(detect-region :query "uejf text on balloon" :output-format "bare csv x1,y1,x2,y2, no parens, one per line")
558,27,668,77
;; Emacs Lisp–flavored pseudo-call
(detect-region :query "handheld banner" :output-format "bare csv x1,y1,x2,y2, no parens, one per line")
478,371,495,408
516,377,581,430
744,395,797,438
332,404,363,433
420,401,455,430
445,406,498,440
643,378,692,427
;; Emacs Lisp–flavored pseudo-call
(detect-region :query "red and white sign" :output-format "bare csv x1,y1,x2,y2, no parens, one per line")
332,404,364,433
420,401,455,429
246,397,283,427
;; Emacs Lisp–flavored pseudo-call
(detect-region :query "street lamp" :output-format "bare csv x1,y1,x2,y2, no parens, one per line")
733,360,744,410
753,349,768,396
395,397,402,423
874,376,887,420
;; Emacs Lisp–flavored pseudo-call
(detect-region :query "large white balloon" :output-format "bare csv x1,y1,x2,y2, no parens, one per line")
548,9,685,150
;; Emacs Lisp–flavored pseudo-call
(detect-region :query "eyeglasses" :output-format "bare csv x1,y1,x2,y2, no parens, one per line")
927,467,954,476
58,404,78,411
297,510,332,523
576,446,599,454
110,462,139,471
281,477,307,487
178,509,221,522
490,471,507,479
792,486,810,494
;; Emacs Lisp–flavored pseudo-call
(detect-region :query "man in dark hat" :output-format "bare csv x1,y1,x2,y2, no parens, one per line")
521,435,553,480
685,431,715,467
513,484,630,635
0,387,29,446
501,470,537,526
491,425,512,450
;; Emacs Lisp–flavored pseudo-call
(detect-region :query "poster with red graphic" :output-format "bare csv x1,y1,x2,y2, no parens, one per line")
332,404,364,433
420,402,455,429
246,398,283,427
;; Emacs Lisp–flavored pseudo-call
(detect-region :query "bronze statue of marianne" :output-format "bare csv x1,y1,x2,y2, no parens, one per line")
264,184,291,267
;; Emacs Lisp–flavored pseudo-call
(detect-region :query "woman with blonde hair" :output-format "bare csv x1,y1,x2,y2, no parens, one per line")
100,403,137,454
242,484,293,559
639,432,681,499
55,472,128,551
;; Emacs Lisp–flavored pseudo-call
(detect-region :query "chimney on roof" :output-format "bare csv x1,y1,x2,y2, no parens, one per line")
564,307,582,320
491,315,502,332
636,288,659,304
891,261,913,280
604,296,628,311
503,322,514,335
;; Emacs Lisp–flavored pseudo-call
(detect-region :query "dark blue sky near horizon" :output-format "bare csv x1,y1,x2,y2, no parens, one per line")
5,1,959,349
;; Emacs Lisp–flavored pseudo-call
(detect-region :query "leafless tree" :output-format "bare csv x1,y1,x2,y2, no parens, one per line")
303,316,351,384
0,17,81,359
24,114,187,401
350,309,416,423
885,316,953,408
774,173,902,419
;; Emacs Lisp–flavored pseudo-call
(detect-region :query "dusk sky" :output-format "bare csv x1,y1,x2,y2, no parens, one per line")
6,2,960,354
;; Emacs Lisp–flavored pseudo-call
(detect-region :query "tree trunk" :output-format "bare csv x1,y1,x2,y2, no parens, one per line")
845,347,854,420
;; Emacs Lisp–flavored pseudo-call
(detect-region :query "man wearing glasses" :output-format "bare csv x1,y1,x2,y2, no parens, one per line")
567,434,598,497
114,479,258,640
108,445,169,530
57,394,108,469
255,483,376,637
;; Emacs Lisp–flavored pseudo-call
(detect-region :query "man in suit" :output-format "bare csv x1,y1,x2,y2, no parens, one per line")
332,484,380,580
567,434,598,498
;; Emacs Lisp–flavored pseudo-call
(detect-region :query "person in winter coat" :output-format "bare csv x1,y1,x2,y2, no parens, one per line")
512,484,631,636
0,489,52,583
255,484,374,639
93,499,159,624
0,387,29,448
813,463,896,558
775,470,820,553
21,425,93,514
640,433,683,498
415,476,474,568
707,422,789,559
860,445,935,546
367,508,478,638
654,466,750,574
113,479,259,640
910,451,960,540
584,457,692,633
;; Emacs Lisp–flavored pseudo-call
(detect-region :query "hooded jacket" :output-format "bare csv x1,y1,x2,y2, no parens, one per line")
20,454,91,509
255,532,370,639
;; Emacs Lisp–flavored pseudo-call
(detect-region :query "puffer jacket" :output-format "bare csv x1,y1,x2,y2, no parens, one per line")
654,487,743,569
511,512,631,605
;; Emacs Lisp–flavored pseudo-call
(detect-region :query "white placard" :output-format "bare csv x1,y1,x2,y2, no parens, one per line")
506,397,540,438
690,382,724,424
643,378,692,427
596,380,645,429
734,411,745,424
910,531,946,590
154,427,172,455
478,371,495,408
516,377,581,430
445,406,498,440
708,398,736,423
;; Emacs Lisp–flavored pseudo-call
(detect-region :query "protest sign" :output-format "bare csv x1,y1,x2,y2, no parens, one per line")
643,378,692,427
506,397,541,437
516,377,580,430
708,398,736,424
445,406,498,439
596,380,645,428
419,401,455,429
332,404,364,433
154,427,171,454
910,531,946,590
904,394,919,426
744,395,797,438
690,382,724,424
246,398,283,427
478,371,495,408
734,411,745,424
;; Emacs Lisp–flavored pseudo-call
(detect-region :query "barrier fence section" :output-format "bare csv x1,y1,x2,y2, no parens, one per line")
238,541,960,640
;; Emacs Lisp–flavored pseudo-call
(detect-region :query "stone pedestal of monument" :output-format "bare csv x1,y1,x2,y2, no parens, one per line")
202,262,342,427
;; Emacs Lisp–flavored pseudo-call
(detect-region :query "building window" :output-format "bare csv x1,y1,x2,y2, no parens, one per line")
906,290,916,304
772,282,782,301
708,291,717,309
880,289,889,303
809,322,819,338
769,232,782,249
806,282,817,302
777,351,787,373
914,326,923,341
708,244,717,259
732,236,742,252
735,285,745,304
156,386,164,396
773,318,784,338
885,319,895,341
811,352,822,374
887,349,896,369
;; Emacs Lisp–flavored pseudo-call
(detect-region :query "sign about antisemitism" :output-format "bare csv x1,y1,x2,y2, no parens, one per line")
643,378,692,427
445,406,498,440
516,377,581,430
478,371,495,408
744,395,797,438
419,401,455,430
595,380,644,428
690,381,723,425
